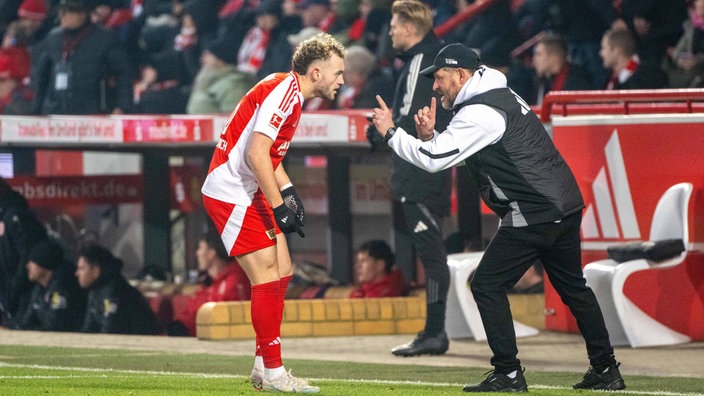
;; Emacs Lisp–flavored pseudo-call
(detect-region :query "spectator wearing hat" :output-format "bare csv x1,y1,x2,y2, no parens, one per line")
16,0,49,42
186,36,257,114
10,0,49,79
0,52,33,114
17,0,47,30
31,0,133,115
76,243,161,335
11,240,87,332
237,0,293,80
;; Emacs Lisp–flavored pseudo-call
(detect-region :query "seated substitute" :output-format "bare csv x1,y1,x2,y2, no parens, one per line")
349,240,406,298
75,244,161,335
11,240,86,331
170,229,251,336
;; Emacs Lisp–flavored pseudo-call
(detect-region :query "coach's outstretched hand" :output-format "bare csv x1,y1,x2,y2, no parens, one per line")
273,204,305,238
372,95,394,136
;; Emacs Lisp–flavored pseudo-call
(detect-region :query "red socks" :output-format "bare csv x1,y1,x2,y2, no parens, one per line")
251,280,282,368
278,275,292,320
251,275,293,368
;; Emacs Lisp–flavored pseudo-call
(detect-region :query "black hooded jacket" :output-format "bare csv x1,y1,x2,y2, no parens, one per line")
390,32,452,214
0,188,48,320
80,264,161,335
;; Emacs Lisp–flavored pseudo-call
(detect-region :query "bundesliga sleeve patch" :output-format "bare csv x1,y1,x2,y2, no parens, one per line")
269,113,283,130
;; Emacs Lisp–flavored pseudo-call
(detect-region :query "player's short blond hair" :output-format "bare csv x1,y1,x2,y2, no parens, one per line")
391,0,433,37
291,32,347,75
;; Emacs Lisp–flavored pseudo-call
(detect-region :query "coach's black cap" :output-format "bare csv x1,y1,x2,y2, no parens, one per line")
420,43,481,77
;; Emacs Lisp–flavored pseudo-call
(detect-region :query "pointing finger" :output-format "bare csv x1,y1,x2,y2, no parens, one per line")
430,97,436,114
376,95,389,111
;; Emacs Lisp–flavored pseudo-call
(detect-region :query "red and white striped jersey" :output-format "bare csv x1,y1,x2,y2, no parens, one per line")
201,72,304,205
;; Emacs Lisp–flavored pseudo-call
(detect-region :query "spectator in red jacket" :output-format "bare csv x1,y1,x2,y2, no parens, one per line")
170,228,251,336
349,240,406,298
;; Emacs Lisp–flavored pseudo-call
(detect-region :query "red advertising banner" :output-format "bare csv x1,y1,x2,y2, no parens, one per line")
7,175,143,206
121,116,215,143
549,115,704,339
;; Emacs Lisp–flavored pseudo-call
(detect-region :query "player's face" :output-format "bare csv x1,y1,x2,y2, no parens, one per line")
353,251,384,284
75,257,101,289
389,14,410,51
314,54,345,100
196,240,214,272
432,68,463,110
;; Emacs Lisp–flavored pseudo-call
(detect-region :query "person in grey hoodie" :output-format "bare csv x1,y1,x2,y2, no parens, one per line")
370,43,625,393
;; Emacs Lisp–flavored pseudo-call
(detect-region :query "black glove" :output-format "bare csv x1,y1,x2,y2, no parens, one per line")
366,122,385,152
273,203,305,238
281,185,305,227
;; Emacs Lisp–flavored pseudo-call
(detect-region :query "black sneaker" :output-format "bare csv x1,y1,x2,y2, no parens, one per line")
463,368,528,393
573,362,626,390
391,330,449,357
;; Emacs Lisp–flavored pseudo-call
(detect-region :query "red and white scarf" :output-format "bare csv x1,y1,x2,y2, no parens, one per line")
608,55,639,89
174,27,197,51
237,26,270,74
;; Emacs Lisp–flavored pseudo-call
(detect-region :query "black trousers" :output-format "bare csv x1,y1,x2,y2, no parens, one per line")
399,201,449,331
470,212,614,372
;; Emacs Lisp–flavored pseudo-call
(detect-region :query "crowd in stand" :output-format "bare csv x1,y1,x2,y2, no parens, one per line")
0,0,701,116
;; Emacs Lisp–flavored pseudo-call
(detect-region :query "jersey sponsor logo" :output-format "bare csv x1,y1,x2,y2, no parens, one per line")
276,141,290,156
270,113,283,130
581,130,640,240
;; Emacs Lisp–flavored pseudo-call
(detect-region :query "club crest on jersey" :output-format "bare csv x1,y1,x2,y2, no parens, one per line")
266,229,277,240
269,113,283,129
103,299,118,317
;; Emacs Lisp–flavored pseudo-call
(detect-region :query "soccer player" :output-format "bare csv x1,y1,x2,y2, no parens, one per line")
201,33,346,393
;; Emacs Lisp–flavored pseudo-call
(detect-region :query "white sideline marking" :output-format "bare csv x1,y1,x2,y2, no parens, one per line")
0,363,702,396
